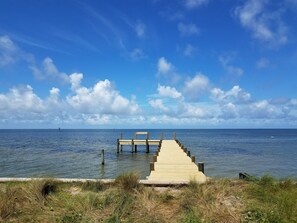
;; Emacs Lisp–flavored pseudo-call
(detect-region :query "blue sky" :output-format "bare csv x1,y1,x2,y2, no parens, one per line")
1,0,297,128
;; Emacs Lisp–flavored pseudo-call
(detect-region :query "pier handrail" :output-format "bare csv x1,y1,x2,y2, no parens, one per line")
134,131,149,140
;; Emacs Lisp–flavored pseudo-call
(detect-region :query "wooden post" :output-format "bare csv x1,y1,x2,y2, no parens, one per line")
187,151,191,157
135,145,137,153
198,162,204,173
101,149,105,165
131,139,134,153
191,156,196,163
150,162,154,171
146,139,149,153
173,132,176,140
117,139,120,153
153,155,157,162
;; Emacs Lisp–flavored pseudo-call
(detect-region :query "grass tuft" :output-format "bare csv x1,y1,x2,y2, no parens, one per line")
115,172,140,192
81,180,104,192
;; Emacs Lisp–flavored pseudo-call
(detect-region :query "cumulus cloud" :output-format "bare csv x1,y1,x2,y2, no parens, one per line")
180,103,208,118
234,0,288,47
30,57,70,83
0,74,141,126
135,21,146,38
219,55,244,76
211,85,251,103
67,75,140,115
0,85,44,115
185,0,209,9
157,57,173,75
157,84,182,99
178,22,199,36
183,73,209,100
149,99,168,112
247,100,287,119
69,73,83,91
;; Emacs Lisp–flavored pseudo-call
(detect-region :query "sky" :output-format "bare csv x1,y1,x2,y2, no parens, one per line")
0,0,297,129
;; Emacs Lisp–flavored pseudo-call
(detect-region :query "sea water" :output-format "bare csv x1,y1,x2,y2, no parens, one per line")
0,129,296,179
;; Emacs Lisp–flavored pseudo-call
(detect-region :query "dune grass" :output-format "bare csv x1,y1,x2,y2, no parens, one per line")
0,174,296,222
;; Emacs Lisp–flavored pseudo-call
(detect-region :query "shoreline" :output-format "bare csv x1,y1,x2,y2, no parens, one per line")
0,177,207,186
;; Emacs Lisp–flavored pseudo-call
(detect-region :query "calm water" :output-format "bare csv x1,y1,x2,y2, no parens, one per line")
0,129,296,179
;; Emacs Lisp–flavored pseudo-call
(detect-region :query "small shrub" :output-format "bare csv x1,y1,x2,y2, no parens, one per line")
41,180,57,197
115,172,139,192
30,179,58,202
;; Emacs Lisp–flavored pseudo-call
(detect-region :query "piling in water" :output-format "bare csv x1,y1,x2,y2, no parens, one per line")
198,162,204,173
101,149,105,165
146,139,149,153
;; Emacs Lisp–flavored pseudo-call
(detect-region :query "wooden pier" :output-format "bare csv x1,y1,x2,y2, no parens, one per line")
148,139,206,183
117,131,206,183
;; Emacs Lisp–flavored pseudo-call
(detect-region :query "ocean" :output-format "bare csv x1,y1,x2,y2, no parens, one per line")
0,129,296,179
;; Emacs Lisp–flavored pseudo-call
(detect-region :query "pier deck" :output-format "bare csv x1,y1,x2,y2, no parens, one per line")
117,131,161,153
148,140,206,183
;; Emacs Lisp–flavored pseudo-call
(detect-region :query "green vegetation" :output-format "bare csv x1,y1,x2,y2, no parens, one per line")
0,174,296,222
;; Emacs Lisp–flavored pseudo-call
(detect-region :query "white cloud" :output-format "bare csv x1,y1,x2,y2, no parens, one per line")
219,55,244,76
247,100,286,118
0,85,44,114
183,73,209,100
157,84,182,99
0,35,33,67
67,76,140,115
219,102,238,119
129,48,146,60
178,22,199,36
157,57,173,75
149,99,168,112
183,44,196,56
0,35,18,67
70,73,83,91
234,0,288,47
30,57,70,83
84,114,111,125
135,21,146,38
211,85,251,103
256,57,270,69
185,0,209,9
180,103,207,118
